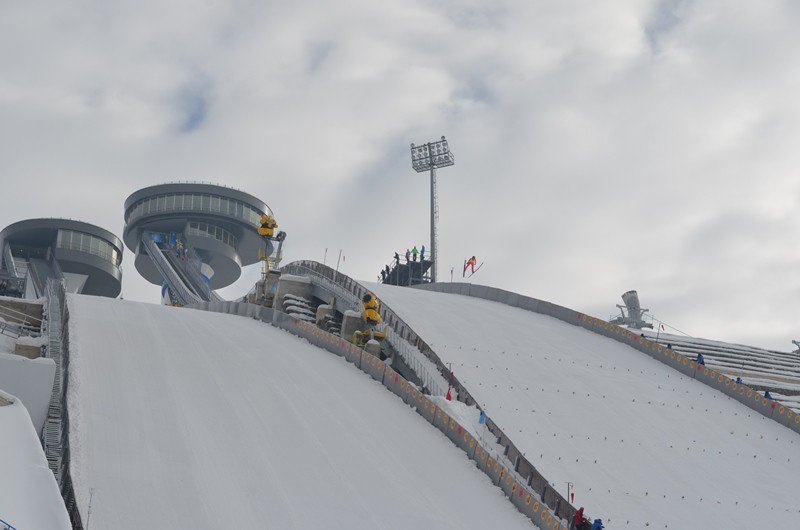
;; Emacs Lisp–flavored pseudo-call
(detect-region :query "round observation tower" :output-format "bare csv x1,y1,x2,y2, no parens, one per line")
123,182,272,291
0,218,123,298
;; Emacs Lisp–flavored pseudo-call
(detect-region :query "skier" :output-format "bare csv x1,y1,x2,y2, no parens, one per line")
591,519,604,530
420,245,426,261
464,256,477,274
380,269,386,283
411,246,419,262
405,249,411,263
765,390,772,400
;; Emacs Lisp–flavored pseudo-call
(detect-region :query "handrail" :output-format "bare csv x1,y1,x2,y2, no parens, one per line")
2,243,17,278
141,235,202,306
27,260,44,298
44,278,83,528
0,303,43,326
283,263,448,396
50,255,64,280
0,516,18,530
281,260,579,523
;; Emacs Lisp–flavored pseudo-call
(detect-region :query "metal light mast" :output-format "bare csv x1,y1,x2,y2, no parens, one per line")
410,136,454,283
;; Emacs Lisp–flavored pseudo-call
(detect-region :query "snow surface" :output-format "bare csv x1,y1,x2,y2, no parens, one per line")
0,352,56,433
0,390,71,530
66,294,533,530
367,283,800,529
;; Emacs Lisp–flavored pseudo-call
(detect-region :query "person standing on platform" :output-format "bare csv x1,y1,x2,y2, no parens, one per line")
405,249,411,263
420,245,426,261
394,252,400,266
411,246,419,261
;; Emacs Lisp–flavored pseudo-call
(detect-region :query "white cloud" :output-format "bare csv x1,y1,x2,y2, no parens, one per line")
1,0,799,350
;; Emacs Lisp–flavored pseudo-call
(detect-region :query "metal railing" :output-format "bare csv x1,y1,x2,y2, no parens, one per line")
281,260,578,524
43,278,83,528
50,254,64,280
282,263,448,396
0,304,42,339
2,243,18,278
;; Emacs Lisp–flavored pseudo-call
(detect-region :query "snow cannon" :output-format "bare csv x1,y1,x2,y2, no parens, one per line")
610,290,653,329
351,293,387,350
361,293,381,326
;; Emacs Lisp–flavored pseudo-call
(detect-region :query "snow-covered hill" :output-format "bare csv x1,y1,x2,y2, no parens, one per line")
66,294,533,529
367,282,800,529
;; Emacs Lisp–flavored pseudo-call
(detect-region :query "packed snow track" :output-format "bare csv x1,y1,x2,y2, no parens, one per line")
66,295,533,530
367,283,800,529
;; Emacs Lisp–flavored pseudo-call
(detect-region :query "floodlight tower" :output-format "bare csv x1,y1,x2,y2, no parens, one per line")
410,136,454,283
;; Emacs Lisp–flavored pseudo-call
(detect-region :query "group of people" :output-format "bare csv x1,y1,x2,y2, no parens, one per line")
402,245,426,263
379,246,428,283
167,232,187,261
572,507,603,530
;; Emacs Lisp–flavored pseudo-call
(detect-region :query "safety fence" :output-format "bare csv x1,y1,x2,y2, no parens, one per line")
280,261,577,524
271,309,568,530
0,517,17,530
184,298,567,529
415,282,800,437
283,263,449,396
185,300,271,321
43,279,83,529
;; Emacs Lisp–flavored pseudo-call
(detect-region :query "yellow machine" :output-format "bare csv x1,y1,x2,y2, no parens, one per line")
258,214,278,238
256,214,287,288
352,292,387,348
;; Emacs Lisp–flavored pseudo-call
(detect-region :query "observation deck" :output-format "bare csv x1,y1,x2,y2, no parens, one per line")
0,218,123,298
123,182,273,291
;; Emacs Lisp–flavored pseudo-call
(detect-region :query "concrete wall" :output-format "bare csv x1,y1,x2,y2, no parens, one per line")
0,352,56,434
414,282,800,437
185,301,272,322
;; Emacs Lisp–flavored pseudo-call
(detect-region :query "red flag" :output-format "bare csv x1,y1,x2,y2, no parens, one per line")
446,387,452,401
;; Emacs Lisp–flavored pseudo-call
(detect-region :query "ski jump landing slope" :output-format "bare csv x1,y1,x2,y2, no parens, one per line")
66,295,532,530
367,283,800,529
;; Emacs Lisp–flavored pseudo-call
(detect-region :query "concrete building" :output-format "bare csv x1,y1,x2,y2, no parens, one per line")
122,182,273,304
0,218,123,298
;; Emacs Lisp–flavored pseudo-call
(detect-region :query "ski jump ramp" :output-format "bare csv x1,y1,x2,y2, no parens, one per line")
66,294,533,529
366,282,800,529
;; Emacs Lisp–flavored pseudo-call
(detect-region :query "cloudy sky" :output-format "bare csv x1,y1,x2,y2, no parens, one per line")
1,0,799,350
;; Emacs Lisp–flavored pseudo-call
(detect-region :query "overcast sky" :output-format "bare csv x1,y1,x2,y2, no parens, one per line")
1,0,799,351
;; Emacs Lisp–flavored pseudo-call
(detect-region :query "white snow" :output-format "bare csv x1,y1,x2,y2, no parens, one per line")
66,294,533,530
367,283,800,529
0,352,56,433
0,390,71,530
278,274,312,284
15,334,47,347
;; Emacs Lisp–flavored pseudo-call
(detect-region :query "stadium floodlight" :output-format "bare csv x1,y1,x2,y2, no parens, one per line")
410,136,455,283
